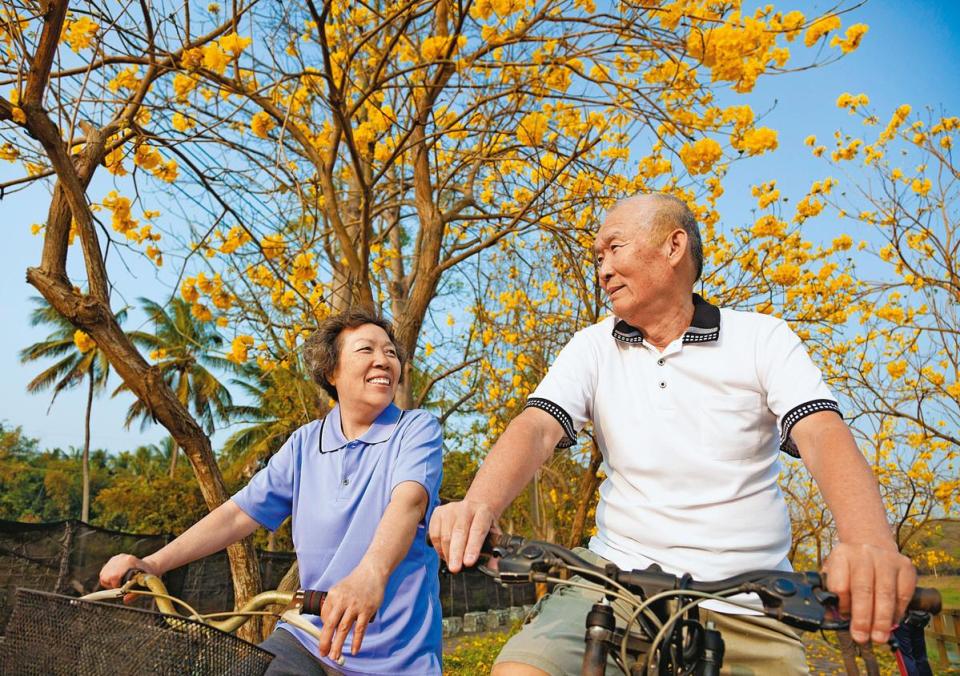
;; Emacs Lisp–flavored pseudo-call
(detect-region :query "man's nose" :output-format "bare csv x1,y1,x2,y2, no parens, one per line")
597,257,613,282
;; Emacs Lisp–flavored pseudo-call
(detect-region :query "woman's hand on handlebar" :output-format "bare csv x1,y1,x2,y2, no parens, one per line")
428,499,499,573
99,553,162,589
822,542,916,645
317,562,385,662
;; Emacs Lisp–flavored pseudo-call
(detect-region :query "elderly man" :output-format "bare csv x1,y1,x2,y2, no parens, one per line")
429,194,915,675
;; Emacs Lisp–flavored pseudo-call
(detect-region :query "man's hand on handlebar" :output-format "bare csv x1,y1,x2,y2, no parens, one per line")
428,499,498,573
822,542,917,645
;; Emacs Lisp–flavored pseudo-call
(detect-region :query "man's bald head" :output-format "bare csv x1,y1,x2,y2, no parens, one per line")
607,194,704,282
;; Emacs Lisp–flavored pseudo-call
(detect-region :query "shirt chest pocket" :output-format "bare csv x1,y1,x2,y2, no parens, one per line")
697,393,764,460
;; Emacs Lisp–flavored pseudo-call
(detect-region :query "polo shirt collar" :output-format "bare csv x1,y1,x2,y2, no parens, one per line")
611,294,720,345
320,402,403,453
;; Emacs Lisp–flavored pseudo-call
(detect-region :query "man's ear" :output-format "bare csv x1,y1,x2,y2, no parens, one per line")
666,228,688,266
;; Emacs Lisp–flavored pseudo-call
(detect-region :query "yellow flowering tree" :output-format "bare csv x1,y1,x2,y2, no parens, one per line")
1,0,875,606
788,100,960,555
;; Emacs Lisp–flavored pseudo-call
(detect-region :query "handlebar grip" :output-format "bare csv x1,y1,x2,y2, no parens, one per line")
482,532,526,554
909,587,941,616
300,590,328,616
121,568,145,585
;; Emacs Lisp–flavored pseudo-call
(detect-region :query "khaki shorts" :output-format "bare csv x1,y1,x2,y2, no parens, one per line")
494,548,808,676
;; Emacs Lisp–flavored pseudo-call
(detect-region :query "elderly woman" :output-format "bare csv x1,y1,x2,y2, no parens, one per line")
99,309,443,675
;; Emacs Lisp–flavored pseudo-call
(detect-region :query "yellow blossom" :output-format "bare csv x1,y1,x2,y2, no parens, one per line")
61,16,99,53
911,177,931,196
219,32,252,54
830,23,869,53
737,127,778,156
191,303,213,322
107,66,141,93
251,111,276,139
73,330,96,353
516,111,550,147
172,112,195,132
679,138,722,175
261,234,286,259
202,43,231,74
227,335,255,364
0,142,18,161
804,15,841,47
769,263,801,286
886,360,907,379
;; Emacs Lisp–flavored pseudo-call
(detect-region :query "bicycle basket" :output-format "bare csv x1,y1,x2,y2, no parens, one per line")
0,588,274,676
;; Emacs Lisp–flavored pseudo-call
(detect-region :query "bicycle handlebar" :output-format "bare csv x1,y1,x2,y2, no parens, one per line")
479,533,942,629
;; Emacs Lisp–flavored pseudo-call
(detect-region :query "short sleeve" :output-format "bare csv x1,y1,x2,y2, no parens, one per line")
231,431,298,531
390,411,443,523
525,329,599,448
757,318,840,457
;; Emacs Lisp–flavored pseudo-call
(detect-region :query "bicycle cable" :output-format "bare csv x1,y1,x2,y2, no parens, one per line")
641,589,760,676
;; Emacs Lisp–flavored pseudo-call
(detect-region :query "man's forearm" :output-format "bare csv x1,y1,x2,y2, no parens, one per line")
464,408,561,518
795,413,895,548
145,499,260,574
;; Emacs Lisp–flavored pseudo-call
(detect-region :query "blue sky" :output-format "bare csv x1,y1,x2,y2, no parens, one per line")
1,0,958,454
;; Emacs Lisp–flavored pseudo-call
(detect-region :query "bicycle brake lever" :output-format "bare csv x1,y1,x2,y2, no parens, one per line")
744,572,846,631
489,543,555,583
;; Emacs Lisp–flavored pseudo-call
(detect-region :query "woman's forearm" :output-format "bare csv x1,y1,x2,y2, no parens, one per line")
144,499,260,574
357,481,428,583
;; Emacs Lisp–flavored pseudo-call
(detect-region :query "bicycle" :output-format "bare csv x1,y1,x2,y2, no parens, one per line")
475,533,943,676
0,571,334,676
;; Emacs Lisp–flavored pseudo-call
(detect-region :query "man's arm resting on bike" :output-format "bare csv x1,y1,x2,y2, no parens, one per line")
428,407,564,572
792,410,916,645
99,499,260,587
318,480,429,662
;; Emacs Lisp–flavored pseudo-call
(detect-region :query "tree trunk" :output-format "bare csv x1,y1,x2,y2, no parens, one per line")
81,366,93,523
567,440,603,549
168,440,179,478
20,3,264,641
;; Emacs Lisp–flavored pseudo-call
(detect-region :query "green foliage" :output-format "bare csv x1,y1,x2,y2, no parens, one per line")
0,424,210,535
439,449,480,502
93,471,207,534
0,423,110,522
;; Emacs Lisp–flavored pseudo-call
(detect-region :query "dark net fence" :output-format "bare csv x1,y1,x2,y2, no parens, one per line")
0,519,534,636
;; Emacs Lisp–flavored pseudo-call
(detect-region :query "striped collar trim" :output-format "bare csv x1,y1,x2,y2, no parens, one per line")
612,294,721,345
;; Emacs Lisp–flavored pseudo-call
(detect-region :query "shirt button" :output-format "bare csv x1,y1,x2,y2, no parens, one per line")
659,381,667,389
657,359,665,366
342,478,349,486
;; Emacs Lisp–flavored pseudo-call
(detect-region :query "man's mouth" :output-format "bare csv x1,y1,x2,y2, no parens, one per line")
367,376,392,386
607,285,625,298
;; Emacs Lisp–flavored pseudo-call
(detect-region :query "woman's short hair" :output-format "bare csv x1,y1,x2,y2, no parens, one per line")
302,308,406,401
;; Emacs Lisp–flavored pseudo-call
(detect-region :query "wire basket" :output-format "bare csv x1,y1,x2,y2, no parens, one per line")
0,588,274,676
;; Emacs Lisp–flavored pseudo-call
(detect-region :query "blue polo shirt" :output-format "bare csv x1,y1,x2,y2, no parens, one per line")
231,403,443,675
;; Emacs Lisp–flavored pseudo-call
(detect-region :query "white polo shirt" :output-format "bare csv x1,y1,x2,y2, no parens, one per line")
527,295,839,590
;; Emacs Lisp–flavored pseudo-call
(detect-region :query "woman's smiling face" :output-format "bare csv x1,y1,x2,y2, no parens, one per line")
329,323,401,414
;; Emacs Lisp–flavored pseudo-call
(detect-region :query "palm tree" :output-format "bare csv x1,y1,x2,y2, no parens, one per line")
221,360,326,481
119,297,234,477
19,297,124,522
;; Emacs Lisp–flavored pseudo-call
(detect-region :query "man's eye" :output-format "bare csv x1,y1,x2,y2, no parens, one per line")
358,346,372,352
